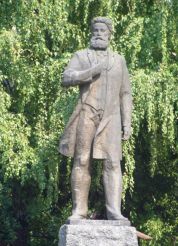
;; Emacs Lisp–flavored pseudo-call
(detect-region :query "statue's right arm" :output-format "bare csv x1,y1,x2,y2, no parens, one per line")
62,53,102,87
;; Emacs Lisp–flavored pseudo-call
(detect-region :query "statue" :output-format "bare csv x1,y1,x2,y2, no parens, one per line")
59,17,132,221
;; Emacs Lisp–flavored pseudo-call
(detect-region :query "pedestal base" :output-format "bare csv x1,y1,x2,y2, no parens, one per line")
59,220,138,246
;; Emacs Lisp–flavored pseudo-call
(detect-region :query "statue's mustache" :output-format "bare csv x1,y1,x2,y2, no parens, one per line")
91,36,107,41
90,36,109,49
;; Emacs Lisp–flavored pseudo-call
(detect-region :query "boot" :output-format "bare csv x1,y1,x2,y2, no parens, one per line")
103,160,127,220
68,166,91,220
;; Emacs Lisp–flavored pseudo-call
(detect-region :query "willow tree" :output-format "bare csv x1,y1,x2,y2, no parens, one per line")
0,0,177,245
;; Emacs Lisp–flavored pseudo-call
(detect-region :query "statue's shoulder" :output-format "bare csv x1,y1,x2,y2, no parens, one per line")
74,48,88,58
111,50,125,61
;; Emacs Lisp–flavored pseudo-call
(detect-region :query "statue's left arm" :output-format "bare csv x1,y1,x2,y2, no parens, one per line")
120,57,132,140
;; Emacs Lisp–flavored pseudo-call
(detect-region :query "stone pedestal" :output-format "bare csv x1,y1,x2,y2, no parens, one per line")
59,220,138,246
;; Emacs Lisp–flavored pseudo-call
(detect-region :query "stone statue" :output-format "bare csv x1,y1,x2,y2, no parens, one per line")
59,17,132,221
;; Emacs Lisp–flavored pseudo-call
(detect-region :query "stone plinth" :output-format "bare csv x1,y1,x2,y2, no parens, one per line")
59,220,138,246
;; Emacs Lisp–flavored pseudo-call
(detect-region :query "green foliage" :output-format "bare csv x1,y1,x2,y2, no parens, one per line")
0,0,177,245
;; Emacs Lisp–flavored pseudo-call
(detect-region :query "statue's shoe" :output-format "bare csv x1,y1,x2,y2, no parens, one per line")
67,214,86,220
108,214,129,221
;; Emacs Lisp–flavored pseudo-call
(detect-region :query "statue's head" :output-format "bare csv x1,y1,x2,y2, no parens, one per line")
90,17,113,50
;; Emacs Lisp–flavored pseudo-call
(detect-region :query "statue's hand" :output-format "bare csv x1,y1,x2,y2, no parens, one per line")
122,126,131,140
91,62,103,77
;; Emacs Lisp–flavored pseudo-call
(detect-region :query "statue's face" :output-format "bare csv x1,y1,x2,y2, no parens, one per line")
90,22,110,50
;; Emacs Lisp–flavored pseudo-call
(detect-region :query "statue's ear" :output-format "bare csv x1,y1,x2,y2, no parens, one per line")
108,31,112,40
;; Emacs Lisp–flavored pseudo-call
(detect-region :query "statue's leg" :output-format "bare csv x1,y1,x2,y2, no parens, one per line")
103,159,126,220
69,105,98,220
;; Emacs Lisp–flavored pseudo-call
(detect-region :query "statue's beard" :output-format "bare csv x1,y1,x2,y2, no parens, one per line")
90,36,109,50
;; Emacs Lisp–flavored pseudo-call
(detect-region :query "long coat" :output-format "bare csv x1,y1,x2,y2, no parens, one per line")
59,48,132,162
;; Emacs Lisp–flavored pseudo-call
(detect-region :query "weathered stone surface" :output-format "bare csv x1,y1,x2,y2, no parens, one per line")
59,220,138,246
59,17,133,222
66,219,131,226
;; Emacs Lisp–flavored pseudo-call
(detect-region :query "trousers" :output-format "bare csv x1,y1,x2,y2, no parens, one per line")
71,104,123,219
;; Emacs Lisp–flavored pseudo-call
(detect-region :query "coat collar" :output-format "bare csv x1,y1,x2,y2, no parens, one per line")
87,48,115,71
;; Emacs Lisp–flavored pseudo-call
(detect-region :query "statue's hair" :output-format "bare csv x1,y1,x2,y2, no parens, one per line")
91,17,113,33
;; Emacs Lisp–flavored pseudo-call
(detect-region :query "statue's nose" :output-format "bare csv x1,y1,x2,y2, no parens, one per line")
96,30,102,36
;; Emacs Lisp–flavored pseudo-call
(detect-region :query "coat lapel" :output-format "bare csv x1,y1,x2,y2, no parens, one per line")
87,48,115,71
107,49,115,71
87,49,97,67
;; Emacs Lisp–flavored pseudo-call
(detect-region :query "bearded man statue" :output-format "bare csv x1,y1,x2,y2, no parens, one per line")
59,17,132,221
